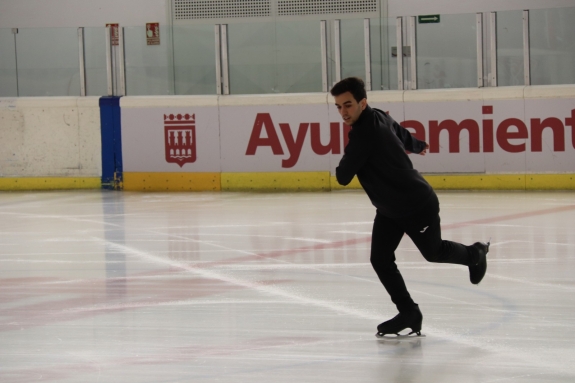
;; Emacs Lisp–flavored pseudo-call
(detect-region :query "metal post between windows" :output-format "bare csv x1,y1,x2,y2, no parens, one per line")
221,24,229,95
476,13,483,88
320,20,328,92
396,17,403,91
78,27,86,96
409,16,417,90
363,18,371,91
523,10,531,86
490,12,497,87
118,27,126,96
215,25,222,95
105,26,113,96
12,28,19,97
334,20,341,84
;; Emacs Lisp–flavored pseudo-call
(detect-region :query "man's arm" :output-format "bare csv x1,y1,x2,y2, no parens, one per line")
336,129,369,185
391,120,428,155
373,108,428,154
419,142,429,156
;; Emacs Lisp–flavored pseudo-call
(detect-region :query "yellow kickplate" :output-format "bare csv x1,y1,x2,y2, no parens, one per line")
123,172,221,191
424,173,575,190
423,174,526,190
526,174,575,190
0,177,100,191
222,172,330,191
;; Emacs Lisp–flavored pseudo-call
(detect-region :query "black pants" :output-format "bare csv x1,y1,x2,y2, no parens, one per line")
370,194,473,313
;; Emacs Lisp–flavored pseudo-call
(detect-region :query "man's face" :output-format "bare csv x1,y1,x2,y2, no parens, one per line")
334,92,367,125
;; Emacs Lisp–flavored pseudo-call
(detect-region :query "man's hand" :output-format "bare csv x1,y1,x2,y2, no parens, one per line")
419,143,429,156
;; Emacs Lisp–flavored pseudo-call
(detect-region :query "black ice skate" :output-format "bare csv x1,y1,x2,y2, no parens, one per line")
375,305,423,339
469,241,490,285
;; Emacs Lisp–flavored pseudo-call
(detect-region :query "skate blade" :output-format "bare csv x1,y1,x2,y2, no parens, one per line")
375,332,425,340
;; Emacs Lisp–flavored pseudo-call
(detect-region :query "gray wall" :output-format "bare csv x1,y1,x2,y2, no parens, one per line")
1,0,574,96
389,0,575,16
0,0,169,28
2,0,575,28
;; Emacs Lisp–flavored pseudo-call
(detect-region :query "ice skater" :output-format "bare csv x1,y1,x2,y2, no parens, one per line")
331,77,489,337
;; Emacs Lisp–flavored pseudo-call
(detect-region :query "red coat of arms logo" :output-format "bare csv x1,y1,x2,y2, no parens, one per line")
164,113,196,167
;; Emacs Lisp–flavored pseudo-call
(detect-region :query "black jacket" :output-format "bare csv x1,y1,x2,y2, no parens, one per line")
336,106,435,218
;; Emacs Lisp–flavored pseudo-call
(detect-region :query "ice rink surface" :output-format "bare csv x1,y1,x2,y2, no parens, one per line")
0,190,574,383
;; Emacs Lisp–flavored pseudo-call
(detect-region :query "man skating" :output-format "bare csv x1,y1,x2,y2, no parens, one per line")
331,77,489,337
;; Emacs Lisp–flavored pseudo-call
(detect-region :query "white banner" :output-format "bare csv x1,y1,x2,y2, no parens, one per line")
219,104,333,172
119,92,575,175
121,106,220,172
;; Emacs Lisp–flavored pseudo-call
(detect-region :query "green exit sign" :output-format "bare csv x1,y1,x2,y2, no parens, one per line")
418,15,440,24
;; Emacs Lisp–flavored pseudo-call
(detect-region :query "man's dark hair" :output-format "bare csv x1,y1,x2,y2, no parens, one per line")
330,77,367,102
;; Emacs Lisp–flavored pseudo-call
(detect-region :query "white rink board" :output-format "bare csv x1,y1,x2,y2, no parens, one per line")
403,99,486,173
117,88,575,175
482,100,528,173
0,97,101,177
524,98,575,173
219,104,332,172
121,105,221,172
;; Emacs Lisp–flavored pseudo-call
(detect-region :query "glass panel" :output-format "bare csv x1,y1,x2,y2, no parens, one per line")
275,20,322,93
16,28,80,96
228,20,322,94
228,22,276,94
371,17,398,91
124,25,173,95
338,18,396,91
173,25,216,95
530,7,575,85
340,19,365,82
496,10,524,87
368,19,382,90
416,13,477,89
83,27,108,96
0,29,17,97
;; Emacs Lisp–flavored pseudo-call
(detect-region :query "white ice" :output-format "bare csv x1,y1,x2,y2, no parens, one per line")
0,190,574,382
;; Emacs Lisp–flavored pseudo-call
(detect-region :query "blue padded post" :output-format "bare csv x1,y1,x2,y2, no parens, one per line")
99,96,123,190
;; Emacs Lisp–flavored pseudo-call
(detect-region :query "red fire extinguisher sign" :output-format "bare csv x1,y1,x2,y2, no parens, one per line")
106,23,119,46
146,23,160,45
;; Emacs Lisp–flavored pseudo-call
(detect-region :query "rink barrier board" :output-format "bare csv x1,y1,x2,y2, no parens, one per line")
2,87,575,191
119,86,575,191
0,97,102,188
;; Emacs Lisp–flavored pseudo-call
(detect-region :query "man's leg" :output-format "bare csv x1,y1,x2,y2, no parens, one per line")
407,213,473,266
370,211,417,313
403,195,473,266
403,197,489,284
